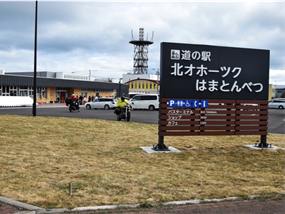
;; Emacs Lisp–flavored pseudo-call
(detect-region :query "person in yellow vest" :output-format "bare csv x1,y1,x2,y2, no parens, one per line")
117,96,129,108
115,96,129,115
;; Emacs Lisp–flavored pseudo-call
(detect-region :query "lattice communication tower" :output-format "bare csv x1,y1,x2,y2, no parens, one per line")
129,28,153,74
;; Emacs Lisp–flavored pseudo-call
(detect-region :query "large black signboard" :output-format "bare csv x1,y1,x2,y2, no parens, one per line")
160,42,270,100
154,42,270,151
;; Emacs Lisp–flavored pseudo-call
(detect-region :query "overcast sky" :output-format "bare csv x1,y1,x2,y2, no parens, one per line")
0,0,284,84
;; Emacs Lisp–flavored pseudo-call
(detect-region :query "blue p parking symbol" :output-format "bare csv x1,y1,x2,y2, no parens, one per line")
168,99,176,107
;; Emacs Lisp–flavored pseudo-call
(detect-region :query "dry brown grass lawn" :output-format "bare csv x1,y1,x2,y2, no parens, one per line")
0,115,284,209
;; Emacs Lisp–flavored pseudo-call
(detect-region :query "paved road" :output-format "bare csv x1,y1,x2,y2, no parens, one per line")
0,104,284,134
268,109,285,134
0,105,159,124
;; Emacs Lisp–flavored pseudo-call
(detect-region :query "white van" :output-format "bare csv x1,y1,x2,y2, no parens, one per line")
129,94,159,111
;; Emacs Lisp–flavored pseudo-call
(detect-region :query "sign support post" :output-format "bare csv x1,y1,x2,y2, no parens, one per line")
259,135,268,148
153,135,168,151
153,101,169,151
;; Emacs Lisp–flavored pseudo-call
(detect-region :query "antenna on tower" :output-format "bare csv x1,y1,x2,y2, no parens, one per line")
131,30,134,40
151,31,154,42
129,28,154,74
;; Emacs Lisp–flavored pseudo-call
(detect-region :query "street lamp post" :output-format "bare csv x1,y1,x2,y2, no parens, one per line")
33,1,38,117
118,78,122,97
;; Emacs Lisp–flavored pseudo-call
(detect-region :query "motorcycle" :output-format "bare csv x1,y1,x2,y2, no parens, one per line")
115,103,132,121
66,98,80,112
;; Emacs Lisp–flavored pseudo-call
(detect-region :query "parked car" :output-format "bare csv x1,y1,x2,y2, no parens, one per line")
268,99,285,109
129,94,159,111
85,98,117,110
129,93,143,99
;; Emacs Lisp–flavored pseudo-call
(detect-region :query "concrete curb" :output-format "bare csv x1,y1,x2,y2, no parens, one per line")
72,204,140,212
14,211,36,214
36,208,69,214
1,194,284,213
0,195,69,214
70,195,261,212
0,196,42,211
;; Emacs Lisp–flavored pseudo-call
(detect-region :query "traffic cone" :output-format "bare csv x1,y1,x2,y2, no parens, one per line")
41,101,43,105
52,101,55,105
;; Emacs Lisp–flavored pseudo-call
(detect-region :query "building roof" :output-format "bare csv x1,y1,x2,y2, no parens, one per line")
0,74,128,91
125,78,160,85
276,85,285,89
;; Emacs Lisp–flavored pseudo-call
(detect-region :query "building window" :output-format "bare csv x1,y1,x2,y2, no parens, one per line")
37,87,47,98
9,90,17,96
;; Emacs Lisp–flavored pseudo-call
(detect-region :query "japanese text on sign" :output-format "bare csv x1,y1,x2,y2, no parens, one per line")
170,49,263,93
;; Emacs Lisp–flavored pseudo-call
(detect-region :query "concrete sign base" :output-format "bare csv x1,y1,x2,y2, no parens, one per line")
244,144,285,150
140,146,181,154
